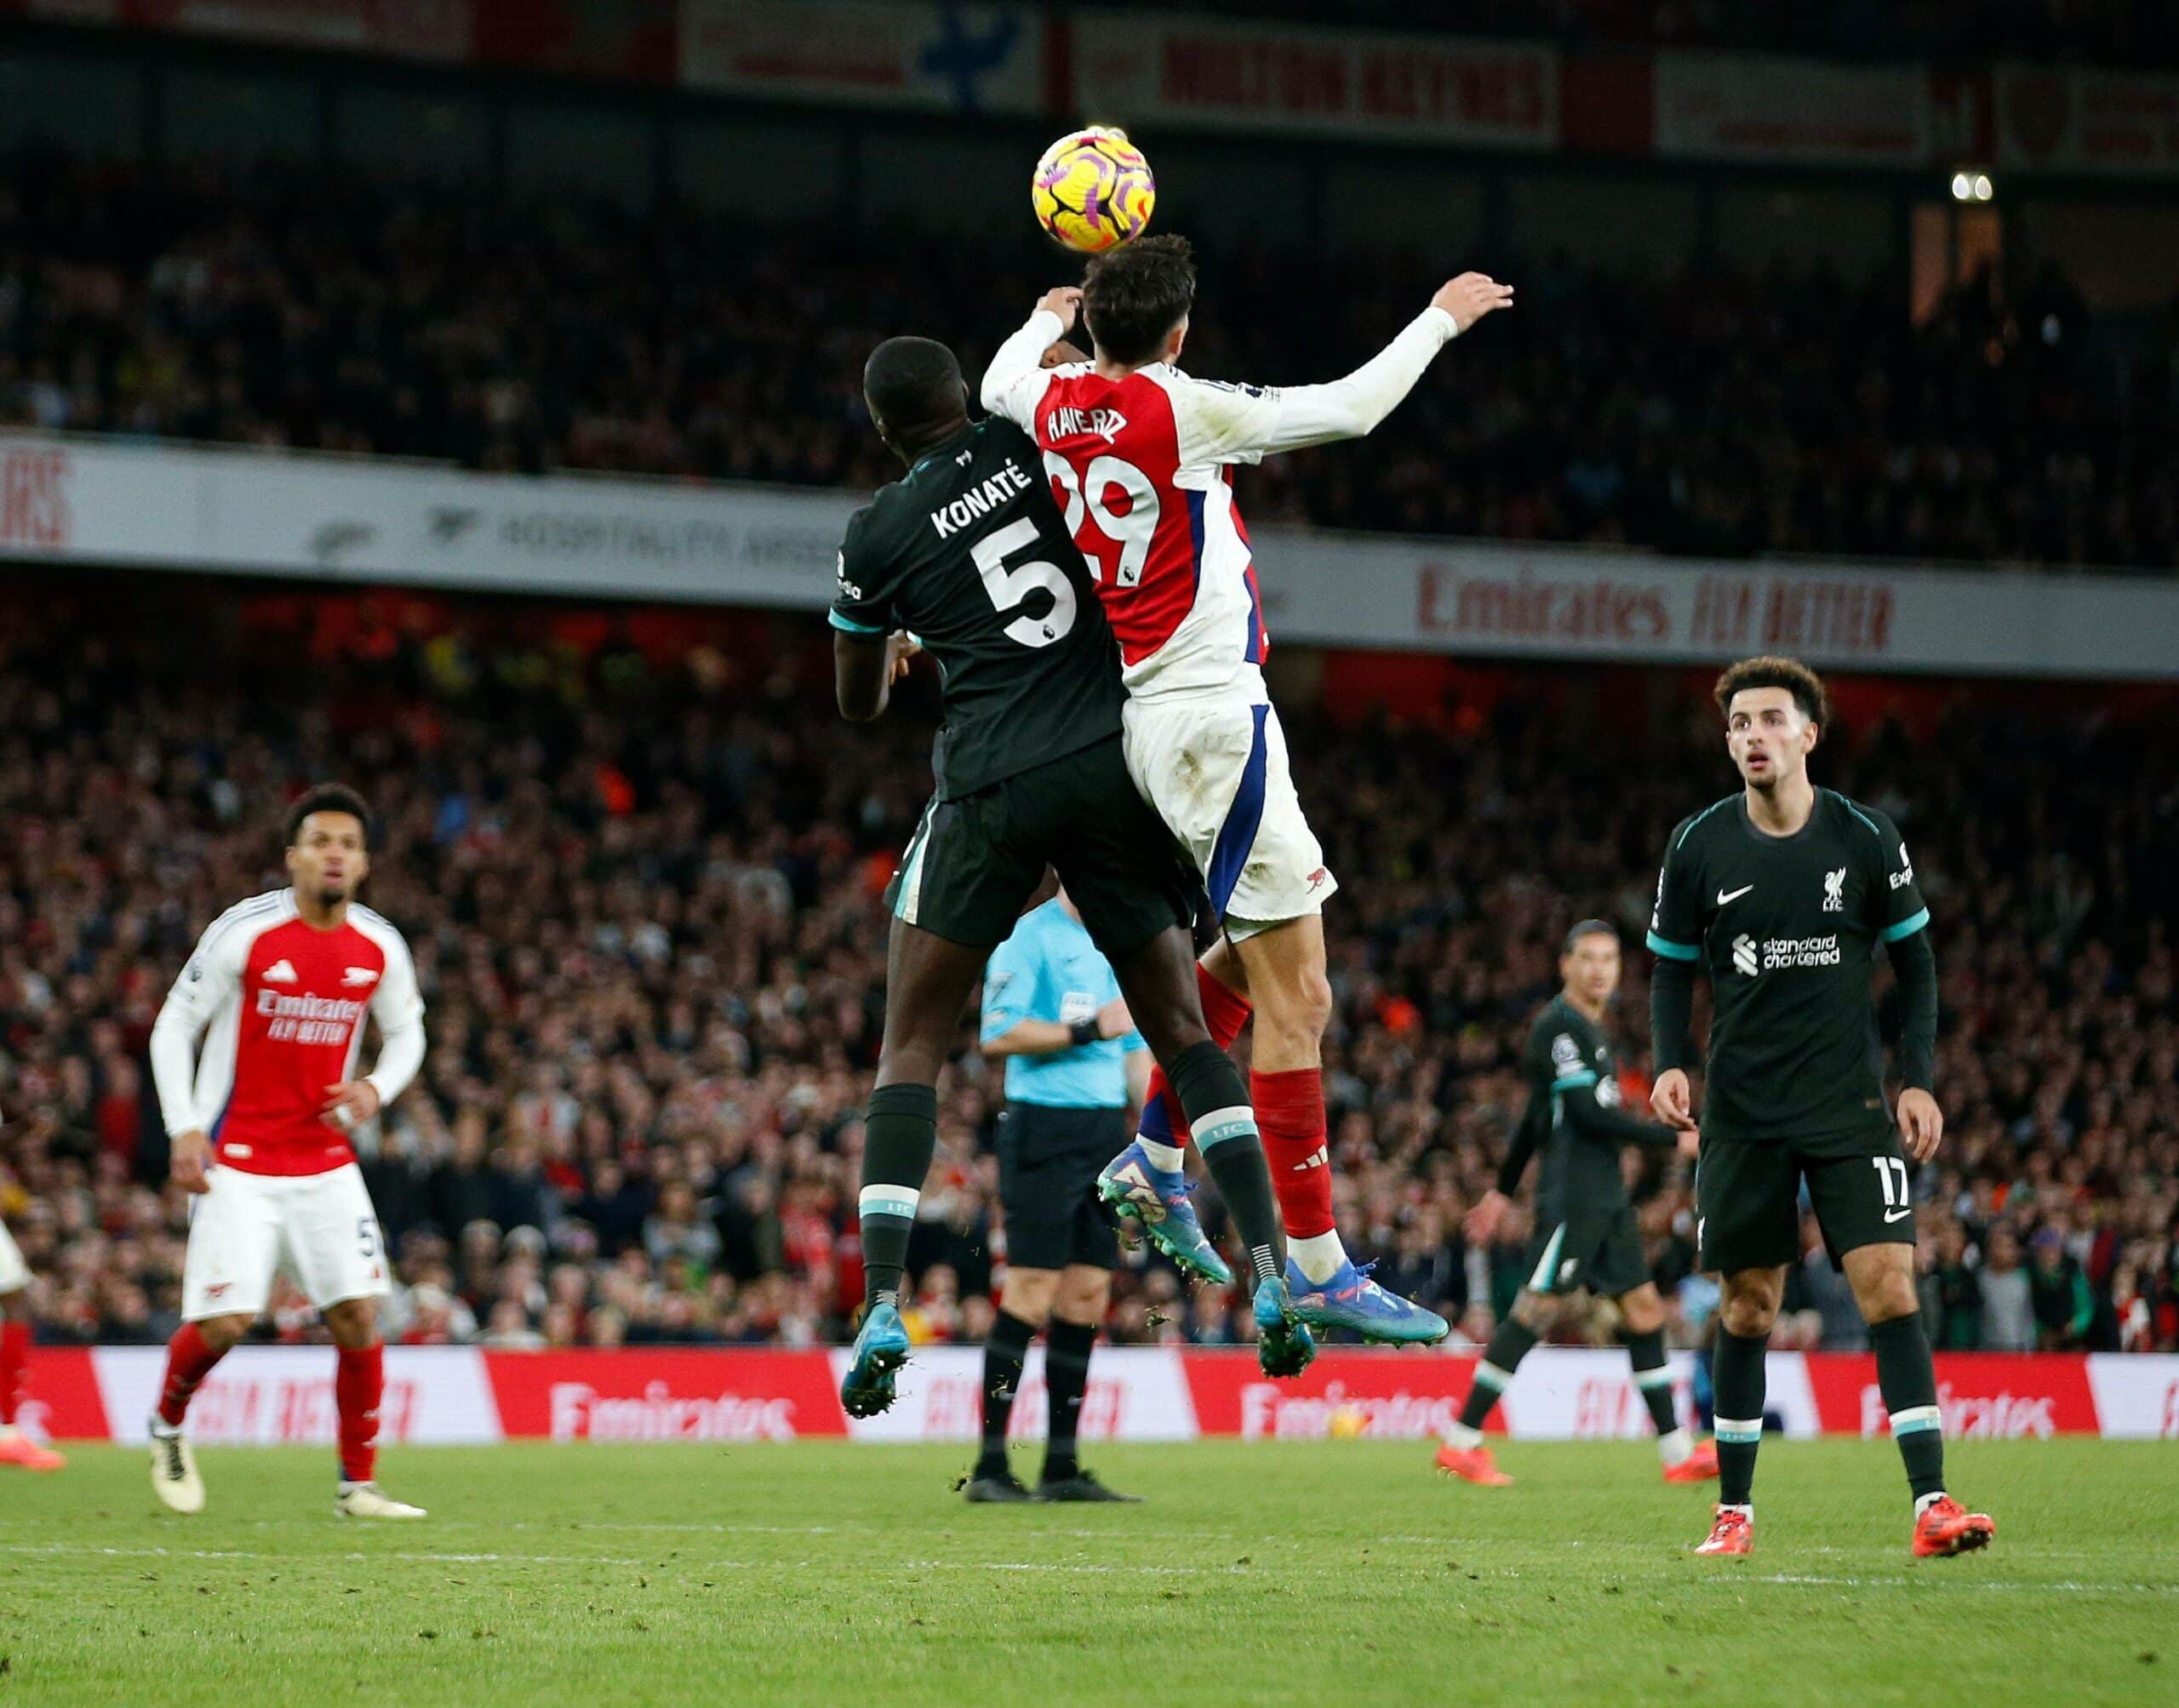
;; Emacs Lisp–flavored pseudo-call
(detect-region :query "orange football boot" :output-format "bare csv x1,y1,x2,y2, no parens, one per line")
0,1432,64,1471
1695,1505,1753,1555
1663,1439,1720,1483
1913,1496,1995,1558
1434,1442,1513,1486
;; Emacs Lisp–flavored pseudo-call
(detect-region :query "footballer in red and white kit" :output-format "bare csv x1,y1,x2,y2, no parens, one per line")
982,237,1513,1344
145,785,428,1520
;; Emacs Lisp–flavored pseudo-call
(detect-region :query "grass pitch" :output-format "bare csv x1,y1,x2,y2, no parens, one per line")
1,1437,2171,1705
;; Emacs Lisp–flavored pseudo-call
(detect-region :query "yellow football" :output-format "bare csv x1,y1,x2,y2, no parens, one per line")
1032,126,1156,254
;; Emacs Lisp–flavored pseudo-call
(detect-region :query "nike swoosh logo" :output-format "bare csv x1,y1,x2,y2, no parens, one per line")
1884,1208,1913,1224
1717,885,1755,905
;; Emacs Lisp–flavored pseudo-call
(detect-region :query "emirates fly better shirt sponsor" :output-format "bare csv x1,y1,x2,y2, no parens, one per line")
152,889,424,1175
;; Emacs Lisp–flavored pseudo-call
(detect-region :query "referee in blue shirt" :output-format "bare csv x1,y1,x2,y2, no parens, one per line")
965,888,1149,1504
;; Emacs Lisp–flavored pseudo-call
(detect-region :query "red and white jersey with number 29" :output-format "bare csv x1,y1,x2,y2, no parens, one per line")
152,889,424,1176
1003,363,1280,705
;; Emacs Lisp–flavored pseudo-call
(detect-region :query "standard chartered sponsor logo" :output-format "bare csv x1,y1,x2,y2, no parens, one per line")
1731,933,1843,976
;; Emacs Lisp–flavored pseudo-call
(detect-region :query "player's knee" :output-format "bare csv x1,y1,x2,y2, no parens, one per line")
197,1313,252,1354
1000,1271,1057,1329
323,1299,378,1348
1617,1288,1665,1335
1718,1277,1781,1339
1511,1290,1559,1333
1055,1271,1111,1326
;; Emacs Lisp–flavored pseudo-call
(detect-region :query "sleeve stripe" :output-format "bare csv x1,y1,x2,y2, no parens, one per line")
1552,1071,1599,1091
1645,930,1701,962
828,610,885,636
1881,907,1930,944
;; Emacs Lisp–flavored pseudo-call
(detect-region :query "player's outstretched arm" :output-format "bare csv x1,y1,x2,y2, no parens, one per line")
979,288,1081,427
1182,272,1513,463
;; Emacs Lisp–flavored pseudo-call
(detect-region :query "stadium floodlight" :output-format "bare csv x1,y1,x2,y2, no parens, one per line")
1951,169,1996,203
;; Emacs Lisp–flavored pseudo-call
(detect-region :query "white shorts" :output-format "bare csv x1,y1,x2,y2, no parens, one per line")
181,1162,391,1322
0,1220,26,1294
1122,696,1337,940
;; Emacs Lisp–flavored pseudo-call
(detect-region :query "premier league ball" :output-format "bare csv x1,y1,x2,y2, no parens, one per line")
1031,126,1156,254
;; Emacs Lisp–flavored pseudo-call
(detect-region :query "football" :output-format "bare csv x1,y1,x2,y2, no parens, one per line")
1031,125,1156,254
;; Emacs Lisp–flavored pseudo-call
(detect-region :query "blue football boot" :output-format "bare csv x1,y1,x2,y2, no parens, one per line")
1253,1274,1317,1378
840,1300,911,1419
1284,1258,1450,1345
1096,1141,1233,1285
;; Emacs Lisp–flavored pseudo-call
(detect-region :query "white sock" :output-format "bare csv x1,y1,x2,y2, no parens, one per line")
1289,1230,1347,1284
1137,1137,1185,1174
1915,1490,1947,1516
1719,1502,1752,1517
1443,1420,1484,1450
1657,1425,1693,1467
148,1415,180,1439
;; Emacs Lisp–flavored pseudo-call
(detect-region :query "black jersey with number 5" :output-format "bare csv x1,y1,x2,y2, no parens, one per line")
830,417,1124,800
1648,788,1930,1145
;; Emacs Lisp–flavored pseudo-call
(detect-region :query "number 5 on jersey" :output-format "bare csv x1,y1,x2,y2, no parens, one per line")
970,517,1078,648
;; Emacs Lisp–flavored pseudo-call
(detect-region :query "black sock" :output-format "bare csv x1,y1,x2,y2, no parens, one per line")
860,1082,936,1309
977,1309,1034,1477
1712,1328,1768,1506
1458,1318,1539,1431
1166,1040,1284,1285
1042,1317,1096,1482
1870,1311,1946,1504
1619,1327,1679,1436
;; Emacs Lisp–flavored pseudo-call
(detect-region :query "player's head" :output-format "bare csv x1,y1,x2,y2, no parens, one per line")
1559,919,1621,1006
1714,655,1828,795
284,783,372,905
863,336,969,463
1083,234,1194,370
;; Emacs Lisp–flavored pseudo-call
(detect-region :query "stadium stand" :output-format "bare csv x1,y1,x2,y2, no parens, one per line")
0,150,2172,571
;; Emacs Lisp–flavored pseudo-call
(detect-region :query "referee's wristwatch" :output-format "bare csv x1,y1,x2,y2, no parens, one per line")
1068,1017,1102,1048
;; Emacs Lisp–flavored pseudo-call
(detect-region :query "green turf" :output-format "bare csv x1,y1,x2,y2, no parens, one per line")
1,1438,2171,1705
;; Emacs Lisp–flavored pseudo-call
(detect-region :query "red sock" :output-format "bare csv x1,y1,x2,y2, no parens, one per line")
157,1322,226,1428
1143,965,1254,1142
0,1320,27,1425
336,1343,384,1483
1251,1067,1335,1239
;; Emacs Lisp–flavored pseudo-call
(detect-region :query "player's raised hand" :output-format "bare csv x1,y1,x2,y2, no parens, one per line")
887,632,922,684
1463,1187,1512,1246
169,1128,213,1195
1650,1067,1696,1131
1036,286,1084,333
1432,272,1514,334
321,1080,383,1132
1897,1087,1944,1162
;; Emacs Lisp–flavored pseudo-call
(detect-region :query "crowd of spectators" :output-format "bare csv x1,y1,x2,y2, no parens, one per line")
2,150,2174,572
0,580,2173,1357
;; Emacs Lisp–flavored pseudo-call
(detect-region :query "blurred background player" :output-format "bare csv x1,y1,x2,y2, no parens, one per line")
965,887,1148,1504
831,334,1309,1420
1650,657,1993,1559
981,238,1512,1346
0,1220,62,1471
1437,921,1714,1488
145,785,427,1521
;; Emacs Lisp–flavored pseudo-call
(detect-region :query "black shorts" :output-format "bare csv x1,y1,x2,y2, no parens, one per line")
1524,1200,1650,1300
1696,1125,1914,1274
884,733,1196,955
996,1101,1127,1272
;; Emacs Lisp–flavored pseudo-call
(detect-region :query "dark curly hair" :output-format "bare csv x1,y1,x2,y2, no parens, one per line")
1713,655,1830,730
1083,234,1196,368
284,783,373,848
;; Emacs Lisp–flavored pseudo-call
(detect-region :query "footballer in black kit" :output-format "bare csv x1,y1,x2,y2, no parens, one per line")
1649,655,1993,1560
1436,922,1714,1488
828,325,1309,1423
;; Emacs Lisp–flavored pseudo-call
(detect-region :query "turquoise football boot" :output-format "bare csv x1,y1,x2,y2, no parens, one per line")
1253,1274,1317,1378
840,1300,911,1419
